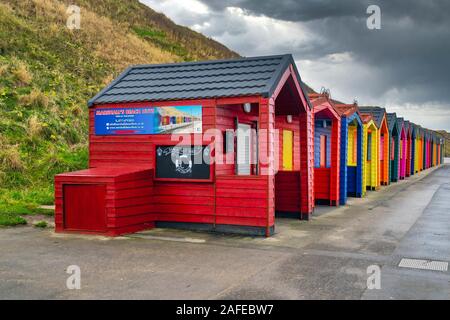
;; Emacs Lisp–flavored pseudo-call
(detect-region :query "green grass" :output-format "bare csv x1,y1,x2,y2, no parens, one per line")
34,221,48,228
133,26,191,60
0,213,27,227
0,0,237,227
0,2,94,226
0,187,54,226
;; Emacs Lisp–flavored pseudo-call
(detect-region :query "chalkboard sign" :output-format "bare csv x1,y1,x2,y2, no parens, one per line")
155,145,212,181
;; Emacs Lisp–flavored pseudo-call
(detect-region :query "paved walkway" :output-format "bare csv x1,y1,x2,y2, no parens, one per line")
0,165,449,299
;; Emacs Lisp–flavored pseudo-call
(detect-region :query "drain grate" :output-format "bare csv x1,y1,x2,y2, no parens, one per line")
398,258,448,272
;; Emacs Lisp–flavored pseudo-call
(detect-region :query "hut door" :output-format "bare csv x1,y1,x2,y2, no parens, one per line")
64,184,107,232
283,130,293,170
236,123,251,175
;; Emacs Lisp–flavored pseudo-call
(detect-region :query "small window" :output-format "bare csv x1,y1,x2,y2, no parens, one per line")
367,132,372,161
320,135,327,168
380,134,384,160
224,129,234,154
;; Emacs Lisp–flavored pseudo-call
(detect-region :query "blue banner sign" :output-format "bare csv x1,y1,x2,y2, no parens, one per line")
94,106,202,135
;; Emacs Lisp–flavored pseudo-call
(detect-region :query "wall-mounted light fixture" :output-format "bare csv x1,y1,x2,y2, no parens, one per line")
286,115,293,123
243,103,252,113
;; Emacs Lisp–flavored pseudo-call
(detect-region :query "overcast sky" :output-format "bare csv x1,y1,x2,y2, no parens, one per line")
141,0,450,131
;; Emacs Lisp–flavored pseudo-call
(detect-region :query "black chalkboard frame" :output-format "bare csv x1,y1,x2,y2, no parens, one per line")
153,144,214,183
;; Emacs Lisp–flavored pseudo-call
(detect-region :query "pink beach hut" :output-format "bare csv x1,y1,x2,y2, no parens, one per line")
397,118,407,179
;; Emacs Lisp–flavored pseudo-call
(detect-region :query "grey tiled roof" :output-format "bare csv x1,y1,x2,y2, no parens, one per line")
404,120,412,134
403,119,409,129
386,113,398,133
397,117,404,132
88,54,311,108
359,106,386,129
415,125,423,137
412,123,421,137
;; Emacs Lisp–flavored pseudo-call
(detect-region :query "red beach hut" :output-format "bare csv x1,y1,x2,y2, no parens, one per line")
308,93,341,206
55,54,315,237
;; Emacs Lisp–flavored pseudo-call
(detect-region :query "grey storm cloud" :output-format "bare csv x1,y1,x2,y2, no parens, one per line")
203,0,365,21
197,0,450,106
141,0,450,129
203,0,450,24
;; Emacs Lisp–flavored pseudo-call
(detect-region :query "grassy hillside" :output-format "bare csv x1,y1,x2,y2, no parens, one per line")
0,0,238,226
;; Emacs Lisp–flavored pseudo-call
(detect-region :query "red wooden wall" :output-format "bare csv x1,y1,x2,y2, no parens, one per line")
88,100,218,229
214,103,259,175
89,100,216,168
313,117,340,206
85,97,278,235
215,176,272,228
299,110,315,216
59,64,314,236
55,168,154,236
274,115,301,213
275,115,301,171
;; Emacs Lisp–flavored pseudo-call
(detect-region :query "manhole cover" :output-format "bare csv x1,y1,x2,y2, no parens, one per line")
398,258,448,272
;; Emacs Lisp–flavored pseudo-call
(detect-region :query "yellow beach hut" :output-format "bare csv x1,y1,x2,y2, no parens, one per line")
361,114,379,194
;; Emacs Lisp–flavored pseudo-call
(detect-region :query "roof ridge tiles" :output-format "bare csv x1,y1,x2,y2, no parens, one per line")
127,54,289,70
122,70,276,80
103,84,268,96
88,53,311,107
128,60,282,73
115,77,273,88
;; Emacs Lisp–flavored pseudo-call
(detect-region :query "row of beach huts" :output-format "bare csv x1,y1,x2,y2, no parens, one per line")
55,54,445,237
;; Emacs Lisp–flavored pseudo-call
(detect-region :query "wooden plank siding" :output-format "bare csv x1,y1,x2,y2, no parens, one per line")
363,120,379,191
339,118,349,203
55,168,155,236
415,135,421,173
406,127,412,177
215,176,270,228
389,124,400,183
352,120,364,197
310,96,341,207
339,114,364,204
378,117,390,186
410,129,416,175
57,62,314,236
89,100,217,169
274,115,301,216
275,115,301,171
399,126,407,179
299,109,315,216
330,118,341,205
214,103,259,176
